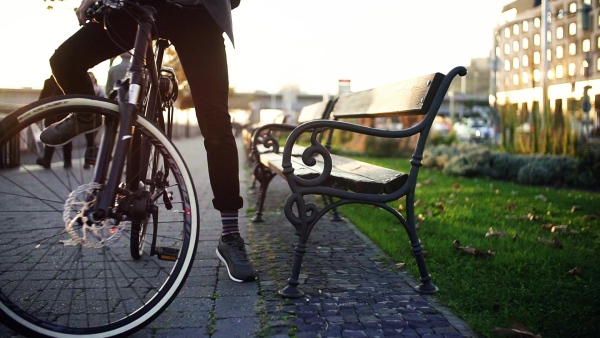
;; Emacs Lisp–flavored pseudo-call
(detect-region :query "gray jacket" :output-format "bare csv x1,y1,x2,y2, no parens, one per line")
171,0,235,44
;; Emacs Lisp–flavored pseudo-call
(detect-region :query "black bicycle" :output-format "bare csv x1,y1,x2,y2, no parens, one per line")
0,1,199,336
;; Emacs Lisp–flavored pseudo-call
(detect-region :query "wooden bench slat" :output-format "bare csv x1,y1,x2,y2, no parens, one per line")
261,147,408,194
331,72,444,119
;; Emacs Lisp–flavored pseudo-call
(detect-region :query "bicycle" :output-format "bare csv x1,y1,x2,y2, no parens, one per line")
0,1,200,336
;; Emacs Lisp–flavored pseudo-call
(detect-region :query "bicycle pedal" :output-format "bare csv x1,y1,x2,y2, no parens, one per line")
155,247,179,261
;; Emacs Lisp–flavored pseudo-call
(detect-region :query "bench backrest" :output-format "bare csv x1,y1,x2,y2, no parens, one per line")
330,72,445,119
297,99,335,124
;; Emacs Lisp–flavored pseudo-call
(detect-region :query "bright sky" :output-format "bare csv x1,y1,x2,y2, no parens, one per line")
0,0,510,94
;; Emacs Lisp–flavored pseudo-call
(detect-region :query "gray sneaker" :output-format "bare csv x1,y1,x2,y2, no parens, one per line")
40,113,102,147
216,233,257,282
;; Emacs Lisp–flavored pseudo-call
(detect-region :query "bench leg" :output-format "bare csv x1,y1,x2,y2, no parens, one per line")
278,238,307,298
404,194,438,294
323,195,343,222
252,163,275,223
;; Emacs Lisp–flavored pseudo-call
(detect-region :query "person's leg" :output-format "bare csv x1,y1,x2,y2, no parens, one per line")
41,10,138,146
161,4,254,282
83,133,97,169
62,142,73,168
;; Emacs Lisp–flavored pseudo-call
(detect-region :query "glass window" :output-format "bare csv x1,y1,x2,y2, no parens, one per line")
548,69,555,80
522,55,529,67
547,31,552,43
547,49,552,61
522,72,529,84
582,60,590,76
556,65,564,78
534,34,541,46
513,40,520,52
523,21,529,32
569,42,577,55
583,39,591,52
557,26,564,39
534,69,541,82
570,2,577,13
597,57,600,71
534,17,541,28
569,22,577,35
523,37,529,49
505,59,511,71
513,24,520,35
505,27,511,38
556,45,564,59
569,63,576,76
504,43,511,55
513,73,520,85
534,51,541,64
513,56,520,69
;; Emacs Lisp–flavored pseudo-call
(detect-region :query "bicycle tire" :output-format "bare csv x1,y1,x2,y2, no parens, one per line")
0,95,200,337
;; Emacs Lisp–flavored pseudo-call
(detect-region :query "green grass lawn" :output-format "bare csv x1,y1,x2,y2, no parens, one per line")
337,156,600,338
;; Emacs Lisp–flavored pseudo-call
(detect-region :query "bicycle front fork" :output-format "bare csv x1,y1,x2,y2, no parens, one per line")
90,101,138,221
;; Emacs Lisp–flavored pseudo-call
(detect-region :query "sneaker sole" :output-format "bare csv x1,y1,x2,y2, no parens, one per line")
215,248,246,283
43,124,103,147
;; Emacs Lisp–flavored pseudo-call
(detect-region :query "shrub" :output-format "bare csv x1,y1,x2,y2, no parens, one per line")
422,144,599,190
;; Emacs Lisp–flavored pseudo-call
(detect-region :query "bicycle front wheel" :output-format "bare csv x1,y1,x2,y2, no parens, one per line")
0,95,199,337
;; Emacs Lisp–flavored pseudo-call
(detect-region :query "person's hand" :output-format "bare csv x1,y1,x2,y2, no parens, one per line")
76,0,99,26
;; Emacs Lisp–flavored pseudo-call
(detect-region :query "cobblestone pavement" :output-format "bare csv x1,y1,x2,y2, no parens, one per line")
0,135,478,337
246,166,477,338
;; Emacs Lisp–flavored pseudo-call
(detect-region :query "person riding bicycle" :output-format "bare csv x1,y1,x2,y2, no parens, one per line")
40,0,256,282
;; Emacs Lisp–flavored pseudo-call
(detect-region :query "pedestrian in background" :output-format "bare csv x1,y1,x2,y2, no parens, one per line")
105,52,131,97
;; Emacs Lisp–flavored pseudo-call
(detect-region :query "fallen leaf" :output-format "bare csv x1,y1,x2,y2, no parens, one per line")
485,227,506,238
538,236,563,249
569,267,583,276
519,214,536,221
491,327,541,338
506,204,518,210
423,179,432,185
492,320,542,338
452,183,461,190
512,233,518,241
534,194,548,202
541,223,554,230
583,214,599,221
418,214,425,221
436,203,445,213
571,205,581,213
395,263,406,270
551,225,568,233
453,240,495,257
414,199,423,207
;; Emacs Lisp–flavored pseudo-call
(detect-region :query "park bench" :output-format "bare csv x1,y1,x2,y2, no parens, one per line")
249,98,336,222
250,66,467,298
242,113,287,162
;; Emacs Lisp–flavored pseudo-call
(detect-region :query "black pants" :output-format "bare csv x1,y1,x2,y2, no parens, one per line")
49,2,242,211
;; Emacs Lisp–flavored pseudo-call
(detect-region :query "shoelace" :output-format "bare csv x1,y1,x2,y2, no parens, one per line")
227,237,250,263
54,116,74,133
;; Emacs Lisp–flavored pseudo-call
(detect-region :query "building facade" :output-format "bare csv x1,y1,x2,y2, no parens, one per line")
493,0,599,129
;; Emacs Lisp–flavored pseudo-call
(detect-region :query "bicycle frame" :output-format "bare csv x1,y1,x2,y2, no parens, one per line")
91,2,166,221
